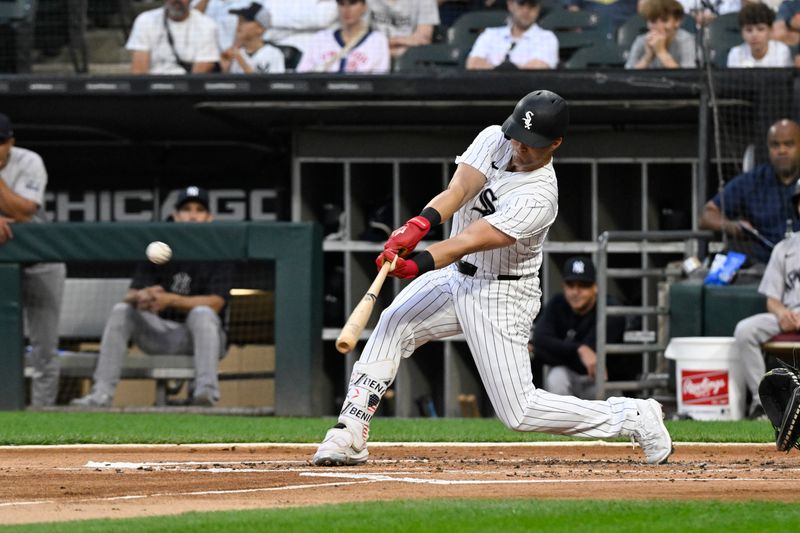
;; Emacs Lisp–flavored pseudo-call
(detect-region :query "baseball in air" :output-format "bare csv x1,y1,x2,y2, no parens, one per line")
146,241,172,264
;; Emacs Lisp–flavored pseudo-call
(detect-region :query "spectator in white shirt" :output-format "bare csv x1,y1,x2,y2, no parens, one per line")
466,0,558,70
728,2,792,67
298,0,391,73
127,0,220,74
223,2,286,73
368,0,441,57
191,0,240,51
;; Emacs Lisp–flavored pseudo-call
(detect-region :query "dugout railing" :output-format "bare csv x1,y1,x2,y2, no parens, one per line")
594,230,713,401
0,222,323,414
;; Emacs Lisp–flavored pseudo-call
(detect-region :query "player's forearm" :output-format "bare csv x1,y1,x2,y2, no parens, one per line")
167,293,225,314
767,297,789,317
427,164,486,221
0,180,37,221
425,220,514,268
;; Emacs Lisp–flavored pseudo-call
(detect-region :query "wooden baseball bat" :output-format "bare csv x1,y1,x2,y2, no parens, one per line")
336,255,397,354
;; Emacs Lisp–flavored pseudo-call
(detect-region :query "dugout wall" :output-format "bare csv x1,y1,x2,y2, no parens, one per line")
0,222,323,415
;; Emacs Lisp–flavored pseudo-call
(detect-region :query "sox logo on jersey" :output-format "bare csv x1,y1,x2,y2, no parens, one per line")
471,188,497,216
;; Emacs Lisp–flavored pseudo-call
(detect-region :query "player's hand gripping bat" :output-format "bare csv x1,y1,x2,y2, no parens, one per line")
336,255,397,354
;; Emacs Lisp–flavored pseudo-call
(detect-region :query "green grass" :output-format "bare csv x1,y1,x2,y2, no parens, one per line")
4,500,800,532
0,413,776,445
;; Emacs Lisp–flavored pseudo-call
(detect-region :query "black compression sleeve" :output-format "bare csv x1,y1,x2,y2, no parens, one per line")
419,206,442,227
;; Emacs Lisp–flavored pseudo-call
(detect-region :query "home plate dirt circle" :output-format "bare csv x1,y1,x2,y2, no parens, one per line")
0,443,799,525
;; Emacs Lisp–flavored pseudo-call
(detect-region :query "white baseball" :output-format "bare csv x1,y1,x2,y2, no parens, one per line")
146,241,172,264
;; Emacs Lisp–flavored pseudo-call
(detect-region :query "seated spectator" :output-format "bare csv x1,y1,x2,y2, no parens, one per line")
368,0,441,58
127,0,220,74
71,187,235,407
565,0,639,33
297,0,391,73
773,0,800,65
531,257,633,400
700,119,800,266
733,200,800,419
465,0,558,70
223,3,286,73
678,0,740,28
625,0,697,69
728,2,792,67
259,0,339,58
192,0,240,51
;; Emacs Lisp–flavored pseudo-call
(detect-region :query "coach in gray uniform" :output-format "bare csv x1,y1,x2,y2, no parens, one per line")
0,113,66,407
733,182,800,418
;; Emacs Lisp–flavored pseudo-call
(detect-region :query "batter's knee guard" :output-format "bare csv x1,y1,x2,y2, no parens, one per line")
338,360,397,450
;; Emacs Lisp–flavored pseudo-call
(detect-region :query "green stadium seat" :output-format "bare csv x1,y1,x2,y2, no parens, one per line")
447,9,508,51
707,12,743,67
563,41,625,69
394,43,464,72
538,8,613,63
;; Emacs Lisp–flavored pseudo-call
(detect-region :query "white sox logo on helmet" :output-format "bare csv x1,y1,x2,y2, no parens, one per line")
523,110,535,130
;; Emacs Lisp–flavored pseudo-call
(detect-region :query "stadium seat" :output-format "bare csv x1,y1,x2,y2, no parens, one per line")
394,43,463,72
563,41,625,69
0,0,35,73
538,8,613,63
707,12,743,66
272,44,302,72
447,9,508,51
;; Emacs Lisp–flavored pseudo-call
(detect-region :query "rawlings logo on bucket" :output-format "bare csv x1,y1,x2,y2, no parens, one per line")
681,370,729,405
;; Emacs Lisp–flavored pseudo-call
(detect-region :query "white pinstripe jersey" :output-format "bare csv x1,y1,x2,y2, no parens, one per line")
453,125,558,277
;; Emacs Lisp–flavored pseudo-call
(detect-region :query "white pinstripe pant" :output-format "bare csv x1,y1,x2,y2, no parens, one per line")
345,265,639,440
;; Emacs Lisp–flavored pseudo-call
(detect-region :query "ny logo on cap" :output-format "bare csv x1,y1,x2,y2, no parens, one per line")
523,110,534,130
186,186,200,197
572,260,585,274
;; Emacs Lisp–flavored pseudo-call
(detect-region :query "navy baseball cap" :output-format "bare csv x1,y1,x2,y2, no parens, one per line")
0,113,13,142
562,257,596,283
175,186,210,211
229,2,270,27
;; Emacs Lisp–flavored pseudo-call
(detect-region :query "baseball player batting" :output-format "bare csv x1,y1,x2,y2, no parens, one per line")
312,90,673,466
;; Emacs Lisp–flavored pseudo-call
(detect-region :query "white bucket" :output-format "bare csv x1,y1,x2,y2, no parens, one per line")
664,337,746,421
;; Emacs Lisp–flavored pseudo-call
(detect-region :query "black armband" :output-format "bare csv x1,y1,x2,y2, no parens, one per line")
411,250,435,275
419,206,442,227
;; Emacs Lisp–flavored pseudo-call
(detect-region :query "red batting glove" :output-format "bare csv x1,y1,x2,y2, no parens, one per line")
375,250,420,279
383,216,431,257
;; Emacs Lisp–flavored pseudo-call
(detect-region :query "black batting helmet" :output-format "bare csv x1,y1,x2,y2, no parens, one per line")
502,90,568,148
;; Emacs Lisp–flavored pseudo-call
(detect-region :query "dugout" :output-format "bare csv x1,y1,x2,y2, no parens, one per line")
1,68,797,415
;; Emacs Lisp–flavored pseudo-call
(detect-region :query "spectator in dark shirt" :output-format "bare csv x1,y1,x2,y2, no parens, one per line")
71,187,234,408
532,257,633,399
700,118,800,266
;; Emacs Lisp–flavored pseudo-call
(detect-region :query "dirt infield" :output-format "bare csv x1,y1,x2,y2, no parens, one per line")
0,443,799,525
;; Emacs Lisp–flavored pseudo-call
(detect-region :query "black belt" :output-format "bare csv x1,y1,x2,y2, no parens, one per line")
456,260,522,280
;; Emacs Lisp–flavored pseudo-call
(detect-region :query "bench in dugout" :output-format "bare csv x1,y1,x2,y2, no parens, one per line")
24,278,275,406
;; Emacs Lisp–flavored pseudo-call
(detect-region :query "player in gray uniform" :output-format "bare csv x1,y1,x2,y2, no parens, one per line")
313,90,673,466
0,113,66,407
734,183,800,417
